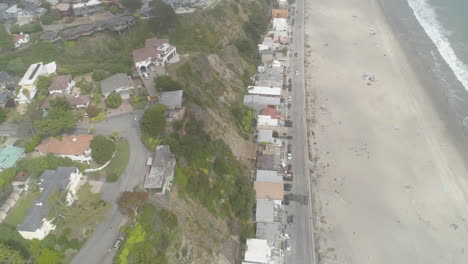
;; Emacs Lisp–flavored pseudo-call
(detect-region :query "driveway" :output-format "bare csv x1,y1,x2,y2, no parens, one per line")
71,111,150,264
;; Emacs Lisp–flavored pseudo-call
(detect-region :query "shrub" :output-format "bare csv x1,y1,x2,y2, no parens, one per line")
105,92,122,109
140,104,166,139
86,105,101,118
154,76,183,92
90,135,116,165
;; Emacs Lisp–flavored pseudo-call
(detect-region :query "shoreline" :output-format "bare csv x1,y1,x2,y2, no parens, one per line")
304,0,468,263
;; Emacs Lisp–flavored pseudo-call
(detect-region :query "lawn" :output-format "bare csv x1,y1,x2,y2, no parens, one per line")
4,190,41,226
105,139,130,182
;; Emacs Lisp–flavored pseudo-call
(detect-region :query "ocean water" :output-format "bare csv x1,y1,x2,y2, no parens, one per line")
379,0,468,137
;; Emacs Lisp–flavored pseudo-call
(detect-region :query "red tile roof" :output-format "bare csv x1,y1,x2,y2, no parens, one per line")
14,171,30,182
35,135,94,156
11,34,27,44
261,106,279,119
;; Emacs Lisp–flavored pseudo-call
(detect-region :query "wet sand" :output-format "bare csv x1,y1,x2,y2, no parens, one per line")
304,0,468,263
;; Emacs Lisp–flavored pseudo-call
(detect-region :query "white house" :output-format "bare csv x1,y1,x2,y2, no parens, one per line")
12,33,29,48
257,115,279,127
17,167,82,240
35,135,94,163
16,62,57,104
244,238,272,264
132,38,178,71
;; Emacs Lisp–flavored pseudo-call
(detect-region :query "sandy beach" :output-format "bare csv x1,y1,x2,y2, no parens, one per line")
304,0,468,263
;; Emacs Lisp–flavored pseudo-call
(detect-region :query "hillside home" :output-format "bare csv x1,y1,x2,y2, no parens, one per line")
11,33,29,48
132,37,178,72
72,0,104,17
144,145,176,193
0,72,20,90
16,62,56,104
0,146,24,170
100,73,134,98
48,75,74,94
17,167,82,240
35,135,94,163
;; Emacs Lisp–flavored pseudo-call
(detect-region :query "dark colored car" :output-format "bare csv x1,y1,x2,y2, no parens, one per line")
287,144,292,153
287,136,293,140
282,199,290,205
287,215,294,224
285,120,293,127
284,184,292,191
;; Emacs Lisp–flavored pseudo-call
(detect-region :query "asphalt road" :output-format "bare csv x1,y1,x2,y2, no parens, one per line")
71,112,150,264
285,0,317,263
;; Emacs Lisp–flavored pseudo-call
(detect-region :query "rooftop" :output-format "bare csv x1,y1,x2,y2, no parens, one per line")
14,171,30,182
100,73,132,95
261,106,279,119
243,95,281,112
247,86,282,96
159,90,183,109
256,222,281,245
271,9,288,18
255,198,275,222
11,33,27,44
256,154,275,170
257,129,274,144
41,93,89,109
144,145,176,190
257,115,278,127
0,146,24,169
48,75,71,91
18,167,77,232
256,170,282,183
132,47,154,63
35,135,93,156
244,238,271,264
254,182,284,200
72,0,101,8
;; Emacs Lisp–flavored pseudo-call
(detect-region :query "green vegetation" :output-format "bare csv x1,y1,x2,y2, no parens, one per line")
10,22,43,34
33,99,77,137
92,69,112,81
105,139,130,182
231,105,254,133
121,0,142,12
130,94,148,110
3,191,40,226
140,104,166,149
40,9,61,25
36,76,53,97
154,76,183,92
162,118,254,221
0,107,6,124
149,0,177,35
86,104,102,118
115,205,180,264
49,183,110,236
118,191,149,217
90,135,116,164
105,92,123,109
0,243,26,264
0,25,13,51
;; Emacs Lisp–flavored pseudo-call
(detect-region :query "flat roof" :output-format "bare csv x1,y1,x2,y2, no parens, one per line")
247,86,281,96
144,145,176,190
256,198,275,222
256,170,282,183
244,239,271,263
254,182,284,200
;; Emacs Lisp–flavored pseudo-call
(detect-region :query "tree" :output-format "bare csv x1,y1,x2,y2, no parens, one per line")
105,92,122,109
91,69,111,81
149,0,177,35
90,135,116,164
36,248,61,264
154,76,183,92
36,76,53,96
50,97,70,111
86,104,101,118
0,25,13,51
6,58,27,75
40,9,61,25
121,0,142,12
0,107,6,124
0,243,26,264
140,104,167,138
118,192,149,217
34,108,76,137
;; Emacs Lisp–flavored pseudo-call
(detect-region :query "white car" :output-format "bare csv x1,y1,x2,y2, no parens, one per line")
288,96,292,102
143,72,149,80
287,153,292,160
295,71,299,76
285,240,291,251
113,237,124,249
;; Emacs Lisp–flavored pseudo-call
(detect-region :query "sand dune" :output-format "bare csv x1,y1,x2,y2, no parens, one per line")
304,0,468,263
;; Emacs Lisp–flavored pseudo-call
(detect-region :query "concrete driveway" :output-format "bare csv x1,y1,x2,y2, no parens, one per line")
71,111,150,264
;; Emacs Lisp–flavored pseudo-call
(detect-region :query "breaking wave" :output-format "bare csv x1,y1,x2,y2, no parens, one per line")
407,0,468,91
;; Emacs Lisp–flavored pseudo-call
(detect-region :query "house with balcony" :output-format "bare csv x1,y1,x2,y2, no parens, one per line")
48,75,74,94
16,62,56,104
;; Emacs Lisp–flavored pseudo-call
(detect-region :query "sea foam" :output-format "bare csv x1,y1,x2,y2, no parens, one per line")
407,0,468,91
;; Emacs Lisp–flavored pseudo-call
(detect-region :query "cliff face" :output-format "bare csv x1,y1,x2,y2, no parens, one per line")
167,0,272,159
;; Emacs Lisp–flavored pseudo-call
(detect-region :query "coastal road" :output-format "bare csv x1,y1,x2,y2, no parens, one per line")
286,0,317,263
71,112,149,264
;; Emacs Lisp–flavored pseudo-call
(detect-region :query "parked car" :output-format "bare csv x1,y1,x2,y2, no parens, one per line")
285,120,293,127
295,52,298,57
282,199,290,205
285,240,291,251
287,144,292,153
113,237,124,249
295,70,299,76
288,96,292,102
287,153,292,160
143,72,149,80
287,215,294,224
287,135,293,140
284,183,292,191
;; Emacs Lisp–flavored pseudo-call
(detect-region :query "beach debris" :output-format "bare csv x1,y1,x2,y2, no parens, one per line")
369,28,377,36
393,124,399,131
450,223,459,230
362,73,376,82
